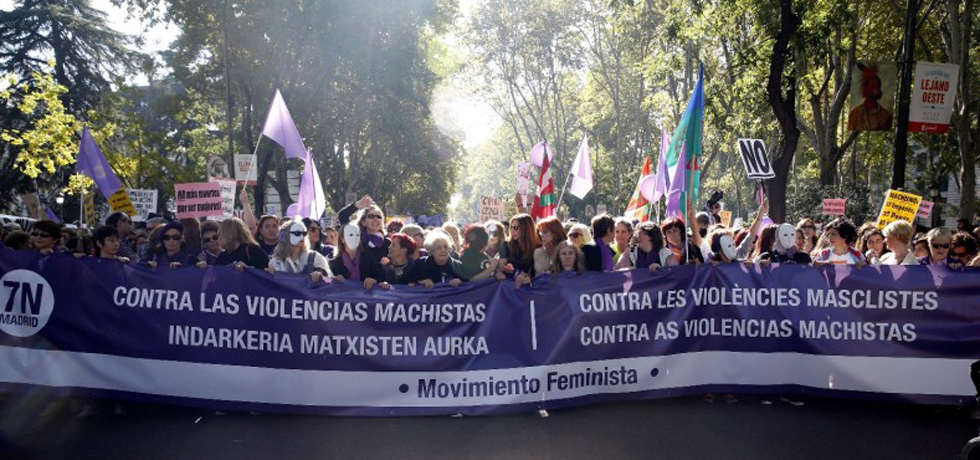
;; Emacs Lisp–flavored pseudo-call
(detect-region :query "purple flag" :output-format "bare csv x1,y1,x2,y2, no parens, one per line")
665,142,687,218
260,90,307,160
653,128,670,202
44,206,61,224
295,148,326,219
75,126,122,198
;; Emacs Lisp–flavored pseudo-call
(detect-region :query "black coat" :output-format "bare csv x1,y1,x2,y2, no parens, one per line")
329,248,383,282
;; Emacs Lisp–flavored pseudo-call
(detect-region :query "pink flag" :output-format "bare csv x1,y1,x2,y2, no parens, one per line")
653,128,670,202
568,134,593,199
261,90,307,160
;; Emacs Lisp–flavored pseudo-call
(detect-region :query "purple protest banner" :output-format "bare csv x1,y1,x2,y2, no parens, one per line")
0,251,977,416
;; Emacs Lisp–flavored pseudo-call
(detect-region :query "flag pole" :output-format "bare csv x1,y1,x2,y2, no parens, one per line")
555,170,573,219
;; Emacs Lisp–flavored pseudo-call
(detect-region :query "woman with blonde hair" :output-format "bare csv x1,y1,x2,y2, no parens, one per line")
215,218,270,270
268,220,331,282
566,223,592,249
880,220,916,265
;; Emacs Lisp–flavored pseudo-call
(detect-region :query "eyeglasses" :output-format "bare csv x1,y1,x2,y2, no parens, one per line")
569,233,581,238
365,214,383,220
161,234,182,241
802,225,816,230
952,251,968,258
931,243,951,249
201,235,219,243
31,232,52,239
511,225,520,230
290,231,308,237
488,231,498,237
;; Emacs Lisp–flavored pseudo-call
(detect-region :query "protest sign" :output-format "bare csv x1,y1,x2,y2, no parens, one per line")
233,154,258,185
909,62,959,133
737,139,775,180
822,199,846,216
719,210,733,227
917,200,934,219
479,196,502,223
127,189,158,221
21,194,42,219
108,188,136,216
848,61,897,131
876,189,922,229
516,162,532,208
207,156,232,182
209,180,237,221
174,182,223,219
1,253,976,417
83,190,97,228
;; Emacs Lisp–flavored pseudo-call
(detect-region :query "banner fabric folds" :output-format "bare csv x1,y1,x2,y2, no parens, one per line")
0,251,977,416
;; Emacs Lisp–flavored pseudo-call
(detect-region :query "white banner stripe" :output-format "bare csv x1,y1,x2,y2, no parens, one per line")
0,346,973,408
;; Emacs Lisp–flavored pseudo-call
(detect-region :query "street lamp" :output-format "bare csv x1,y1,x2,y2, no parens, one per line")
930,182,941,228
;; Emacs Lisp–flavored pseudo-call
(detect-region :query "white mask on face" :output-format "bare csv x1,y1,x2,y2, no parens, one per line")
720,235,737,261
289,222,307,246
777,223,796,251
343,224,360,251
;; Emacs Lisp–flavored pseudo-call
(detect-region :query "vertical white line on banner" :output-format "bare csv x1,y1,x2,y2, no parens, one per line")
530,300,538,351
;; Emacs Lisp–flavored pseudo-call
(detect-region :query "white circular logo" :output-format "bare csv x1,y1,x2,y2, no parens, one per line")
0,269,55,337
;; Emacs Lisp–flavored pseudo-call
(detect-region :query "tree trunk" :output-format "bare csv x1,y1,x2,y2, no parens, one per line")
947,0,975,220
766,0,801,223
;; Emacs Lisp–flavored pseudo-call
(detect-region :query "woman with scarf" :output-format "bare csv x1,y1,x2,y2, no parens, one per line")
582,214,618,272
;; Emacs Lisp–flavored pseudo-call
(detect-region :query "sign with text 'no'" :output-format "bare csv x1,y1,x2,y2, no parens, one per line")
737,139,775,180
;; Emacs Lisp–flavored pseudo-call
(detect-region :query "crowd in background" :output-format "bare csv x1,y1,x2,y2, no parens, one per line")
3,190,980,290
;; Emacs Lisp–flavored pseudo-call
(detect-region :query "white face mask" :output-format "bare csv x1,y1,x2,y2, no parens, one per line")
343,224,360,251
289,222,307,246
777,223,796,250
720,235,737,261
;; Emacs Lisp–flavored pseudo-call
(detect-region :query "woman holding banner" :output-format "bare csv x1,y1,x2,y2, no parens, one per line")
615,222,670,271
880,220,917,265
813,218,866,266
532,217,566,276
214,218,270,270
267,221,331,282
919,227,954,266
91,226,130,263
143,222,198,268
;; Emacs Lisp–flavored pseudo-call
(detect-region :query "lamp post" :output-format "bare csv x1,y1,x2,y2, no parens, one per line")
55,193,64,222
930,183,941,229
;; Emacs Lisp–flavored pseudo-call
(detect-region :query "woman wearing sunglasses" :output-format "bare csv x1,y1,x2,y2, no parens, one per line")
30,219,63,255
338,195,389,271
919,227,955,266
142,221,198,268
268,221,331,282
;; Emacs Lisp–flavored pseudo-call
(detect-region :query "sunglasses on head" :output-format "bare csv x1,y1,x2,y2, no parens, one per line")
161,234,182,241
932,243,950,249
290,231,308,237
201,235,219,243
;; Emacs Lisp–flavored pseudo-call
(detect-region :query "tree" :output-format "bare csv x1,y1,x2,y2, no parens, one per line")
0,0,142,113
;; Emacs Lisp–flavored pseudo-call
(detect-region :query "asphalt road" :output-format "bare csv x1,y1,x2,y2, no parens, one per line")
1,394,976,460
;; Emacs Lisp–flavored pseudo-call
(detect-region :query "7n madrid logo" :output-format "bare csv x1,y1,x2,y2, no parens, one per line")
0,269,54,337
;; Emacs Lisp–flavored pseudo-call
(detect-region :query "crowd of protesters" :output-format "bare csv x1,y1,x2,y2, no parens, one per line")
3,190,980,291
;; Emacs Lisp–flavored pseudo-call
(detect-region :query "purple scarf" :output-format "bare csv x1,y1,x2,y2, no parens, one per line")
364,232,385,250
342,249,361,282
597,238,614,272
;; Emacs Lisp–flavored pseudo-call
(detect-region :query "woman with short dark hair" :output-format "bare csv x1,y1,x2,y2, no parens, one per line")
582,214,616,271
142,221,197,268
91,226,130,263
31,219,62,255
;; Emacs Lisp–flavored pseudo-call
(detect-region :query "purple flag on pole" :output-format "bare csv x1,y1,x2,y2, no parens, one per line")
260,90,307,160
653,128,670,202
295,148,326,219
45,206,61,224
665,142,687,218
75,126,122,199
